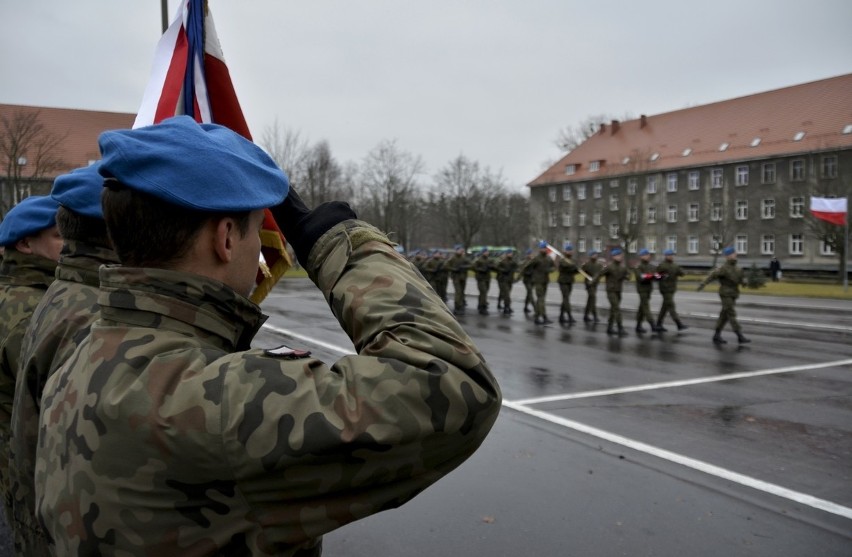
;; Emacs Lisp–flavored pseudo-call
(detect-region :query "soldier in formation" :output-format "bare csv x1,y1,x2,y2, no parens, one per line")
593,247,631,336
698,246,750,344
444,245,471,314
520,249,535,314
473,248,495,315
33,116,501,555
633,248,661,334
556,243,579,325
581,250,602,323
655,249,688,331
495,251,519,315
529,241,555,325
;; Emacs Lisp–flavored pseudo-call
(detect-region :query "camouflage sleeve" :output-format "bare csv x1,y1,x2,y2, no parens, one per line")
0,319,28,517
219,220,501,544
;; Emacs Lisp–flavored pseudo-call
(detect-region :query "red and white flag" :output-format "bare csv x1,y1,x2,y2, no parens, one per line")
543,242,563,261
135,0,291,303
810,197,848,226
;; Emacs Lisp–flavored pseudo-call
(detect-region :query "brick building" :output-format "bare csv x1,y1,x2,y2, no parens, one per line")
527,74,852,273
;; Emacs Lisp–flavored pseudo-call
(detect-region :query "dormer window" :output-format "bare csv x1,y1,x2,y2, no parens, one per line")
649,152,660,162
681,148,692,157
565,164,577,175
621,156,631,165
843,124,852,135
719,142,729,152
793,131,805,141
750,137,761,147
589,160,601,172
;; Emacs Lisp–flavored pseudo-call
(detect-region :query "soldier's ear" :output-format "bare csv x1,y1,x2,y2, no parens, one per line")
212,217,237,264
15,237,34,255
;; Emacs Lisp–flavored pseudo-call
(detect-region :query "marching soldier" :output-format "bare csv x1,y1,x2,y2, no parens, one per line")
422,250,442,294
530,241,555,325
593,247,630,336
581,250,603,322
495,251,519,315
655,249,688,331
519,248,535,314
557,242,579,325
473,248,495,315
633,248,660,333
445,244,471,314
697,246,750,344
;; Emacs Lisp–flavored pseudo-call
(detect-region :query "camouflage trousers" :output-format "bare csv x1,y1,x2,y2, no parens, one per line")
636,290,653,325
559,283,573,318
584,286,598,319
497,279,513,310
715,295,741,332
523,279,534,309
534,283,548,319
657,291,680,324
477,278,490,310
607,291,623,328
452,276,466,310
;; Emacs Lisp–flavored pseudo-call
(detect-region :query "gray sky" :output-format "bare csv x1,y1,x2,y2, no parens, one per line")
2,1,851,190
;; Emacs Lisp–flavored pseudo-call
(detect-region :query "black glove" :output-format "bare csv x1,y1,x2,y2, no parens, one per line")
270,188,357,267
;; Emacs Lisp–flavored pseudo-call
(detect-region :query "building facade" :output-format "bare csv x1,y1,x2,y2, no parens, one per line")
527,74,852,273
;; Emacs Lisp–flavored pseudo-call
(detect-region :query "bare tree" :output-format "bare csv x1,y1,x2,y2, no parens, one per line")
357,139,423,249
554,112,633,153
1,110,68,216
300,140,356,207
259,118,310,188
805,149,851,283
482,191,529,248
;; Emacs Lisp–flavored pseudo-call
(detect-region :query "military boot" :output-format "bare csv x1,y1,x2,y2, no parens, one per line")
713,330,727,344
636,323,647,334
676,320,688,331
736,331,751,344
655,319,667,332
618,326,629,337
567,312,576,324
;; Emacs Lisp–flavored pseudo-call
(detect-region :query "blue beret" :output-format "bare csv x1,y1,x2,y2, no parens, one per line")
98,116,289,212
588,250,598,256
723,246,736,256
564,243,573,251
524,248,532,255
611,248,623,256
638,248,650,256
663,249,674,256
51,162,105,219
538,241,548,249
0,195,60,247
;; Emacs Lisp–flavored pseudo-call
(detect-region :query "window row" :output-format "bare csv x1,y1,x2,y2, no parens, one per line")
558,234,835,257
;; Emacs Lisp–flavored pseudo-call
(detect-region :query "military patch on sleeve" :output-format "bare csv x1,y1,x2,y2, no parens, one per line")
265,345,312,359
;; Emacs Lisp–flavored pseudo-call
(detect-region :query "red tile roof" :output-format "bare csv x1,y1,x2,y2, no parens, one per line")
528,73,852,187
0,104,135,178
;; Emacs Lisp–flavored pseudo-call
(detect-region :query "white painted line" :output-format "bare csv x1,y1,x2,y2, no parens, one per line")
503,400,852,520
509,358,852,406
686,312,852,332
262,324,355,355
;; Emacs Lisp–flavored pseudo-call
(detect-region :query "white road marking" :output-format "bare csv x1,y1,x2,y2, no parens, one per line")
502,400,852,520
261,324,852,521
686,312,852,332
509,358,852,406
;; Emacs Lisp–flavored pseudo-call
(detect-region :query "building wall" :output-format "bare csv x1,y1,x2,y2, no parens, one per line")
529,147,851,271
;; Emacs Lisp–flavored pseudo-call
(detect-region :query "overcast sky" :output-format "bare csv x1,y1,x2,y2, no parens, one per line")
2,1,850,190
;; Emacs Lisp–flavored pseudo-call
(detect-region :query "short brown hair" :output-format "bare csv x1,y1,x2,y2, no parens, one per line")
56,207,112,248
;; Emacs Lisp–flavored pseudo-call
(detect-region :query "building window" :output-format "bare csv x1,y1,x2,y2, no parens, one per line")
820,240,836,256
762,162,776,184
578,237,586,252
589,161,601,172
628,239,638,253
627,178,637,195
593,210,602,226
577,184,587,200
593,183,603,198
609,180,619,188
565,164,576,175
666,236,677,253
761,199,775,219
789,234,803,255
688,171,700,190
549,187,557,202
667,205,678,223
821,155,838,178
711,168,723,188
647,206,657,223
562,210,572,227
562,185,572,201
688,203,699,222
629,207,638,224
646,236,657,253
667,173,678,192
736,165,749,186
791,159,805,181
578,210,586,226
711,234,723,253
593,237,603,252
735,234,748,254
609,223,620,239
761,234,775,255
735,200,748,220
647,175,658,194
687,235,699,254
609,194,618,211
548,210,557,227
790,196,805,218
710,202,723,221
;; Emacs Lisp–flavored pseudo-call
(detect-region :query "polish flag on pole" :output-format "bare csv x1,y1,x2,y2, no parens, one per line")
810,197,848,226
134,0,291,303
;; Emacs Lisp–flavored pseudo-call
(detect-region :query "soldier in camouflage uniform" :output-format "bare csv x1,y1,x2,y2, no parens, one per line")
593,248,630,336
697,246,750,344
0,195,62,527
35,117,501,557
557,243,579,325
9,164,119,555
632,248,661,334
529,241,555,325
473,248,494,315
519,249,535,314
444,245,470,314
495,251,519,315
435,251,450,302
581,250,602,323
655,249,688,332
422,251,442,296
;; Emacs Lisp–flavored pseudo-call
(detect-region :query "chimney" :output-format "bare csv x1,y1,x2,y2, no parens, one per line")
640,115,647,129
611,120,620,135
599,122,606,134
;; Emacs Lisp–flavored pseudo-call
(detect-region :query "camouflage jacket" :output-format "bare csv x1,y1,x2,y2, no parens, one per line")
444,253,471,278
633,261,656,294
36,221,501,557
472,254,494,280
10,240,118,555
656,261,685,294
594,260,631,293
701,259,745,298
0,250,57,523
529,253,554,285
495,257,518,282
581,260,603,288
557,257,578,285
